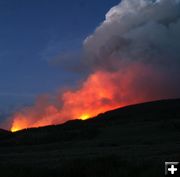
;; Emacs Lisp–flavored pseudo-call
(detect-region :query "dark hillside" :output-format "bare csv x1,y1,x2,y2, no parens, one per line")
0,98,180,177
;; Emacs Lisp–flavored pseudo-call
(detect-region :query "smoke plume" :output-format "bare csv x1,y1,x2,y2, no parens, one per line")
3,0,180,131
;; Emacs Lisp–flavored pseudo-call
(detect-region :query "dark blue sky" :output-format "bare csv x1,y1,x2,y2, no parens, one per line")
0,0,119,111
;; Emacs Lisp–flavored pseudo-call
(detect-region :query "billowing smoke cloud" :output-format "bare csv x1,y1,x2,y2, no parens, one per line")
83,0,180,97
3,0,180,131
84,0,180,70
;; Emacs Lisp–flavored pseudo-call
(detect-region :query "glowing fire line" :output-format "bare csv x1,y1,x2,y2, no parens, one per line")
10,63,163,132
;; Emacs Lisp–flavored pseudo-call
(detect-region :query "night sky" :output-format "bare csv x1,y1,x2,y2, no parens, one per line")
0,0,119,112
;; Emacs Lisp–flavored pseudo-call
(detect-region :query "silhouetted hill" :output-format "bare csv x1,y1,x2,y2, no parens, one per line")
0,128,12,139
0,98,180,177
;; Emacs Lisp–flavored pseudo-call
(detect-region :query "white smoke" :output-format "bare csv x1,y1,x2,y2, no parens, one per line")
84,0,180,72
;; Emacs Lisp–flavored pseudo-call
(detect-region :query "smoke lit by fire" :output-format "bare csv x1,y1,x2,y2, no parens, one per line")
11,62,168,132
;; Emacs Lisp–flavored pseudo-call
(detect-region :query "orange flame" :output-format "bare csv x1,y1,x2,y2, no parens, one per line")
10,62,165,132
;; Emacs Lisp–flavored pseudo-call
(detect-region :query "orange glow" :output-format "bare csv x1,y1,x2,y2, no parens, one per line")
80,114,91,120
11,115,29,132
10,62,164,132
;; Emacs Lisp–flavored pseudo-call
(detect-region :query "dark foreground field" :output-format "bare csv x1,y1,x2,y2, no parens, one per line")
0,99,180,177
